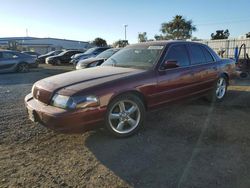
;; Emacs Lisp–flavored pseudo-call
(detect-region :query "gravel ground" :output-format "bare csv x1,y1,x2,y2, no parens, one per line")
0,64,250,188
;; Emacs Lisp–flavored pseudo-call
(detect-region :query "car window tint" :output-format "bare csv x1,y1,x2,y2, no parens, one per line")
165,45,190,67
2,52,17,59
95,48,107,53
0,52,3,59
201,46,214,63
189,44,206,65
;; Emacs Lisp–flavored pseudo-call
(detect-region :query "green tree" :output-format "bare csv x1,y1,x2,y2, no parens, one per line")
138,32,148,42
157,15,197,40
154,34,164,41
211,30,230,40
93,37,107,47
113,40,129,48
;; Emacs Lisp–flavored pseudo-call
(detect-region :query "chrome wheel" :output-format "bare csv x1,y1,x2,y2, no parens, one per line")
108,100,141,134
17,63,29,72
216,77,226,99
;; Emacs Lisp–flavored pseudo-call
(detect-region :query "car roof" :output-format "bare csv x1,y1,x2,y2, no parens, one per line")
127,40,204,48
0,50,21,53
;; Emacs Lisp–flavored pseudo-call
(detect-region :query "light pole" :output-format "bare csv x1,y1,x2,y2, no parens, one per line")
123,24,128,41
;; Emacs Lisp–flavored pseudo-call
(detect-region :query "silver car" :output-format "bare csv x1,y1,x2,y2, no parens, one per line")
0,50,37,73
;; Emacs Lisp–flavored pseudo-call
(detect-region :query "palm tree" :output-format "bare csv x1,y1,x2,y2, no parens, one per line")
138,32,148,42
159,15,197,40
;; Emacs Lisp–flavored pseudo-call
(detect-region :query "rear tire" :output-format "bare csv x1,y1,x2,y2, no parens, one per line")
17,63,29,73
105,94,145,138
206,76,228,102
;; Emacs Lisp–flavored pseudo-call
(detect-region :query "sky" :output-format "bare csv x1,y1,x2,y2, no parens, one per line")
1,0,250,44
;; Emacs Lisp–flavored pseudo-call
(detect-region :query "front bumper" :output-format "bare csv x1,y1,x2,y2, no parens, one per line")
24,93,106,133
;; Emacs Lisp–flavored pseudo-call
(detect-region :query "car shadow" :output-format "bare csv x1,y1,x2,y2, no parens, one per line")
85,88,250,188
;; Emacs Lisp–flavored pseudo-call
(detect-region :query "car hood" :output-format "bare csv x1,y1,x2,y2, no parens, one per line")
78,54,95,60
34,66,146,96
38,54,50,59
78,57,105,65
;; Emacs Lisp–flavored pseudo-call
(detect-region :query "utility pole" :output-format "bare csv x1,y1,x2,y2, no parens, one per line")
123,24,128,41
26,28,29,37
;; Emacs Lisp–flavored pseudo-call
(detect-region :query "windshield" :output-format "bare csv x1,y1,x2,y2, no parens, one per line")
96,49,118,59
57,51,68,56
45,51,56,56
83,47,97,55
102,46,164,69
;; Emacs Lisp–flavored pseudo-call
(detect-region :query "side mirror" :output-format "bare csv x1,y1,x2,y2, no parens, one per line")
162,60,179,69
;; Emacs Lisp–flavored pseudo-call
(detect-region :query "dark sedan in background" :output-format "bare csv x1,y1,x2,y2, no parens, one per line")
25,41,236,137
76,48,120,69
0,50,37,73
70,47,110,66
36,50,63,64
46,50,83,65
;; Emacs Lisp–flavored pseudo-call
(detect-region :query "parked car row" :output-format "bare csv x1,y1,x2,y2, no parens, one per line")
76,48,120,69
45,50,84,65
36,50,63,64
0,46,119,73
70,47,110,66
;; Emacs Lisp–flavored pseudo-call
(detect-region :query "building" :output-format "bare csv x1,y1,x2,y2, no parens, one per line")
0,37,91,54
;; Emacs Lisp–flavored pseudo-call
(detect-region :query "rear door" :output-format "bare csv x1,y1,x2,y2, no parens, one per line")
187,44,218,94
154,44,194,106
0,52,18,72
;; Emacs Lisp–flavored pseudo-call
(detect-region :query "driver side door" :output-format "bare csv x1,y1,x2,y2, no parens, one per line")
153,44,194,107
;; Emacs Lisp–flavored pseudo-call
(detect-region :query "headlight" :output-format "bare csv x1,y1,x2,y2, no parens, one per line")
51,94,99,109
76,63,86,70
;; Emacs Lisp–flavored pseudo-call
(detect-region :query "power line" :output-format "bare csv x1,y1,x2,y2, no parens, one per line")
196,18,250,26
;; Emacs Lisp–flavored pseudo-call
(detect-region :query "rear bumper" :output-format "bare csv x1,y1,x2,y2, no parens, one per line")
24,93,106,133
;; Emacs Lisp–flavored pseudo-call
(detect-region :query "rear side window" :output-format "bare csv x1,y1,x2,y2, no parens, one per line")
95,48,108,54
66,51,77,56
201,46,214,63
2,52,18,59
189,44,206,65
165,45,190,67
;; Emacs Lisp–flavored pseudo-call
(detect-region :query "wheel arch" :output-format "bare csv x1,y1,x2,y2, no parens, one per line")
220,72,229,85
108,90,148,111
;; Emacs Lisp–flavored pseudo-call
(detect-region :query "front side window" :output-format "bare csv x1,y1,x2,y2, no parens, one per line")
189,44,206,65
165,45,190,67
103,46,164,69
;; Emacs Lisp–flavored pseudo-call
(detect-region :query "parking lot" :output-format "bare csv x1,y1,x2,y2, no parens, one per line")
0,65,250,188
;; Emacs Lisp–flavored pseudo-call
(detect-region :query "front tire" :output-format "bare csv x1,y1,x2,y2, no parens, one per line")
105,94,145,137
17,63,29,73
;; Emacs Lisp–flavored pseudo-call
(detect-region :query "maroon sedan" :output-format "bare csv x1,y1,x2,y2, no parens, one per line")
25,41,236,137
